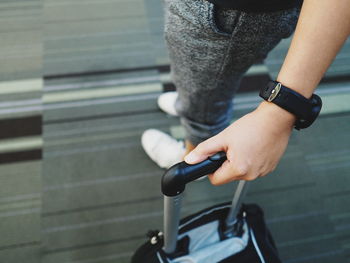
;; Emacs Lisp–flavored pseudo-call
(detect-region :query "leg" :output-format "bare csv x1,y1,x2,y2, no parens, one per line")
164,0,300,146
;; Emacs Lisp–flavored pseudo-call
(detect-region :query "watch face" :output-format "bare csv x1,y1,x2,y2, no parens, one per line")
261,81,322,130
268,83,281,102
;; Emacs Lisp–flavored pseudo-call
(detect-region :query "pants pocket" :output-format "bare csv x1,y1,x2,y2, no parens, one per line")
164,0,241,39
208,4,241,37
278,7,300,39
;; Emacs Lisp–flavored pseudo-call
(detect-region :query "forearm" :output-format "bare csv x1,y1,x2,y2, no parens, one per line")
185,0,350,183
277,0,350,98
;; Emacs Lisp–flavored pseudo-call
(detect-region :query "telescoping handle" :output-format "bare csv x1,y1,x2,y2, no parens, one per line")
161,151,227,197
162,152,229,254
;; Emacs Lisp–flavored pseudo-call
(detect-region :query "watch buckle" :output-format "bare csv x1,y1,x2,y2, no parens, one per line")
268,83,281,102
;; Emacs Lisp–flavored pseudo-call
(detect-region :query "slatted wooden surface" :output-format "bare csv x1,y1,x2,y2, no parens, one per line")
43,0,167,76
0,0,42,81
0,0,350,262
0,1,43,262
41,72,350,263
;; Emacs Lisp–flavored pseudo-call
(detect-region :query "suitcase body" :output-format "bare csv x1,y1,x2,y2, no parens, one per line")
132,153,281,263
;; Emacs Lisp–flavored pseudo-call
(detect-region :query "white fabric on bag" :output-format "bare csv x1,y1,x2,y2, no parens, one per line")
169,221,249,263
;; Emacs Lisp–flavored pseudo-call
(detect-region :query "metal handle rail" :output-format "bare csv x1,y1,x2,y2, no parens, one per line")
161,152,249,254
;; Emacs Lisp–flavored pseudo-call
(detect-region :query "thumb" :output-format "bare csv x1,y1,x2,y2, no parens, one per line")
184,135,225,164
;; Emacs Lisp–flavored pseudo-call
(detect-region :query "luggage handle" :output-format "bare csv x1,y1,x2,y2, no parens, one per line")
161,152,227,197
161,152,249,254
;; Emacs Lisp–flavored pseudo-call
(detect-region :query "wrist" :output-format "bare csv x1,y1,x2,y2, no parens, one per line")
276,76,315,99
259,80,322,130
256,101,296,129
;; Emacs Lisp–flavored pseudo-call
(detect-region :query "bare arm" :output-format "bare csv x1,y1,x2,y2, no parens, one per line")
185,0,350,184
278,0,350,98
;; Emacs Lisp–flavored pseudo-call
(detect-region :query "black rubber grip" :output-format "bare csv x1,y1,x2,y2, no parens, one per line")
161,152,227,196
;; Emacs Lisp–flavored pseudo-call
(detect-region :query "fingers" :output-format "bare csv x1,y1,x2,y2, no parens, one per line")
184,134,225,164
208,159,251,185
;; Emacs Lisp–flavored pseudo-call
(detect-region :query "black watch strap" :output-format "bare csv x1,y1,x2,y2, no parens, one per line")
259,81,322,130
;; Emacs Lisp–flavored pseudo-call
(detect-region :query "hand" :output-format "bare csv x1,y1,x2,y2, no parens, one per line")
184,102,296,185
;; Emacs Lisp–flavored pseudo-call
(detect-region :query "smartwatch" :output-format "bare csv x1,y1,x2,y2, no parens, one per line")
259,80,322,130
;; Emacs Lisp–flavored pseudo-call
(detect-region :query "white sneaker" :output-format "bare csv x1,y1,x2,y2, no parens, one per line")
157,92,179,116
141,129,185,169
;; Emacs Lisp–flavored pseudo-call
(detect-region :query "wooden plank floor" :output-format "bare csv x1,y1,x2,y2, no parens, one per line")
0,0,349,262
41,71,350,263
0,1,43,262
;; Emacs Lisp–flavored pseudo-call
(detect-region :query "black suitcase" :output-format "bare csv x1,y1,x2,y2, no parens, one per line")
132,152,281,263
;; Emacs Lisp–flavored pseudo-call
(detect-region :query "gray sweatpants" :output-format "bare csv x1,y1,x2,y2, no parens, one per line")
164,0,300,145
